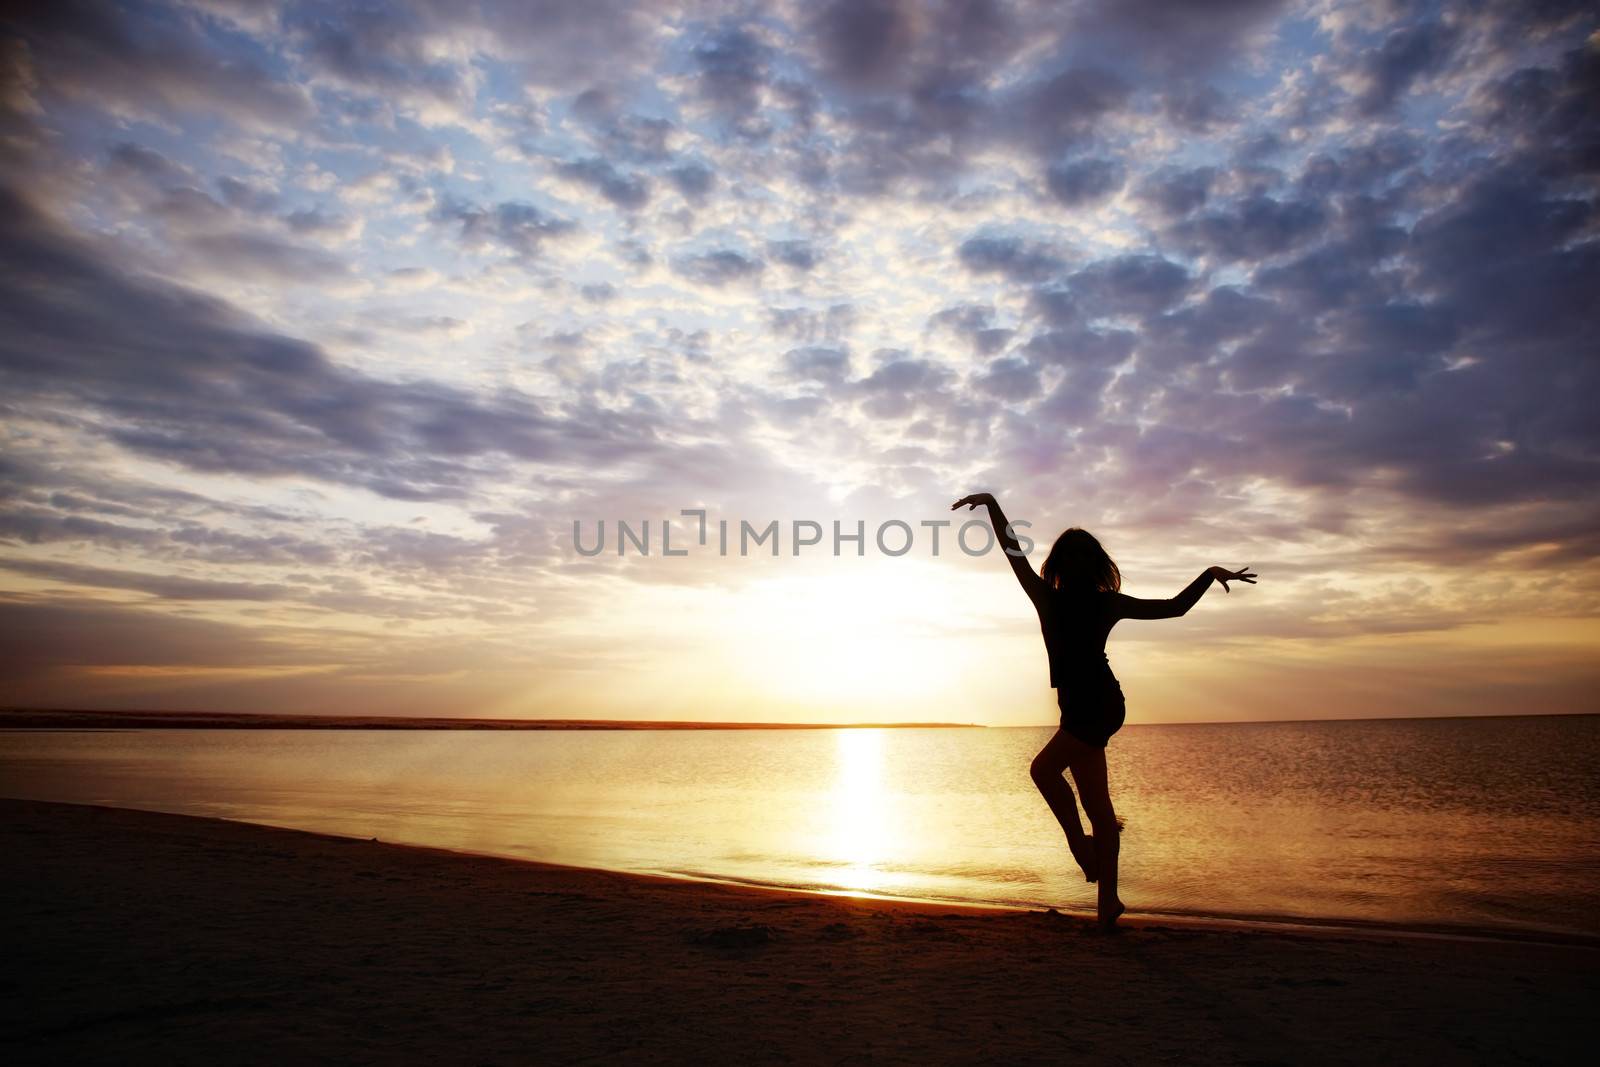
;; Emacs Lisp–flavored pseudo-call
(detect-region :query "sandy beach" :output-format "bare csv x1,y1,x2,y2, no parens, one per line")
1,799,1592,1065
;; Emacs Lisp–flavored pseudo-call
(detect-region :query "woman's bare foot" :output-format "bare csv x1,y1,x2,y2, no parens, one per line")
1069,834,1098,883
1098,898,1126,930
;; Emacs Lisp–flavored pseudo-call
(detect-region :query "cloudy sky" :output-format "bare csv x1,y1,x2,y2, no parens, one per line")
1,0,1596,725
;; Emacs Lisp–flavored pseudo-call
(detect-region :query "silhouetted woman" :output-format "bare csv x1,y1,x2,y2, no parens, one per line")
952,492,1256,928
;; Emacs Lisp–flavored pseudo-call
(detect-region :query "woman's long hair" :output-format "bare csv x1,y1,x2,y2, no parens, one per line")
1039,528,1121,596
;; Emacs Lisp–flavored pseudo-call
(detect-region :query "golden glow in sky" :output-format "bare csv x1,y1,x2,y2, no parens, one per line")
1,3,1596,724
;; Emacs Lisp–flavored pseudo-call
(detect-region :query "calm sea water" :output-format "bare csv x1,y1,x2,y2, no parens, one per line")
4,716,1598,938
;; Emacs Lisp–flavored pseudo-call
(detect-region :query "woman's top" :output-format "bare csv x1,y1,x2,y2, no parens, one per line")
1034,575,1215,691
1036,590,1119,691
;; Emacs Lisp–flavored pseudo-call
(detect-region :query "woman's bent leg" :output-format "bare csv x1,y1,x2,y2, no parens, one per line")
1070,747,1124,927
1030,729,1097,883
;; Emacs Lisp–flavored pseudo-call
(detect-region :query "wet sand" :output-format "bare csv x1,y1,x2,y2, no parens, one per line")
2,799,1592,1065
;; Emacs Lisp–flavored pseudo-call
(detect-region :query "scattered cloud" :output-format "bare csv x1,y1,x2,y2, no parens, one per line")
0,0,1595,721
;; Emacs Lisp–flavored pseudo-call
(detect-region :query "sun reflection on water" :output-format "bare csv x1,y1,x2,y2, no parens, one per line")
827,728,890,893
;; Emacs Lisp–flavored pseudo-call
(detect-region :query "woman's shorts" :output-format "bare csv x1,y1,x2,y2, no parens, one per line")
1057,679,1126,748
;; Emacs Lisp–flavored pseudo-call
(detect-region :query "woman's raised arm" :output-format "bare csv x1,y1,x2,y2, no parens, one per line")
1110,566,1256,620
951,492,1044,604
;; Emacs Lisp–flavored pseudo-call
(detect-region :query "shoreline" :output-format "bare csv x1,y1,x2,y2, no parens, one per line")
12,797,1594,949
665,871,1600,949
5,798,1593,1064
616,865,1600,950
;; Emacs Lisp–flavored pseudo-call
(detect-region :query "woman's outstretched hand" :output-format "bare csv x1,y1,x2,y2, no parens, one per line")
951,492,995,511
1207,565,1258,592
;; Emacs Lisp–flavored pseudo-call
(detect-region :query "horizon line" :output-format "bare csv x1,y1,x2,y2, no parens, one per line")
0,708,981,730
1,707,1595,731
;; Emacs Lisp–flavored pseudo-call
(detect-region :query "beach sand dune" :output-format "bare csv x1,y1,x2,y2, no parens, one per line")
2,799,1591,1065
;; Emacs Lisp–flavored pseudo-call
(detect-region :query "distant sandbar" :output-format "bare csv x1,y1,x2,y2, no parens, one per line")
0,708,980,731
